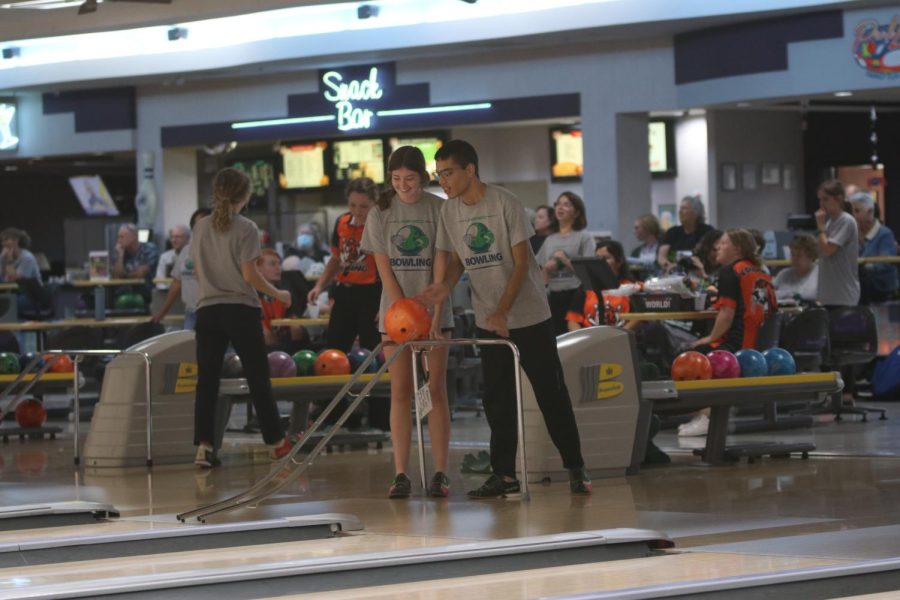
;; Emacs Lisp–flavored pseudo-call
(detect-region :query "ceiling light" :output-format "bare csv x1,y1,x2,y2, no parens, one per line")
834,91,853,97
357,4,379,19
2,47,20,59
167,27,188,41
736,102,751,108
1,0,85,9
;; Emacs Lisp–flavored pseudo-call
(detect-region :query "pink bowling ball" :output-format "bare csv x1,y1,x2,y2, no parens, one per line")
706,349,741,379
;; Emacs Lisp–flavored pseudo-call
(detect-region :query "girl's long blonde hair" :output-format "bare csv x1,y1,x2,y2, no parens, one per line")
211,168,250,232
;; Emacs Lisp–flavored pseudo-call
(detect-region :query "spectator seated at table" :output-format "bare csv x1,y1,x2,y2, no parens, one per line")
284,222,330,276
155,224,190,290
257,248,311,352
0,227,51,318
112,223,160,303
850,191,898,304
630,213,661,275
657,195,715,272
566,240,639,330
773,234,819,304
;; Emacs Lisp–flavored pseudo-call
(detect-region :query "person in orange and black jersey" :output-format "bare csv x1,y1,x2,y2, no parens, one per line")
566,240,637,330
307,177,381,353
256,248,311,353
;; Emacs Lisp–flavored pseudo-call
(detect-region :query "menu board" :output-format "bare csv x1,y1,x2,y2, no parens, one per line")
279,142,329,189
333,138,385,184
389,136,443,178
550,127,583,181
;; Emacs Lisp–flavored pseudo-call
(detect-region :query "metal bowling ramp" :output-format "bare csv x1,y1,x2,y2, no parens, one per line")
0,501,118,531
0,514,361,568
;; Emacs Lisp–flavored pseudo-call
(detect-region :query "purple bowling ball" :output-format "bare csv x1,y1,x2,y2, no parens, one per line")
267,351,297,378
706,349,740,379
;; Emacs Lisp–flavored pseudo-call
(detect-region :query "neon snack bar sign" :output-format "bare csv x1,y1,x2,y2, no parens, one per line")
321,66,384,131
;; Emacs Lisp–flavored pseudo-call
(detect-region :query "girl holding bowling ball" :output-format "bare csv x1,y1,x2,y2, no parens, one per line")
361,146,454,499
190,168,293,467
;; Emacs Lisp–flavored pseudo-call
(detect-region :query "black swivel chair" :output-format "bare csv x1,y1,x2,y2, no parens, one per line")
821,306,886,421
754,312,783,352
781,307,830,373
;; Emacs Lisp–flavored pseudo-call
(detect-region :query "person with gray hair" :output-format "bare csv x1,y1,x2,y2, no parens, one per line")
850,190,898,303
657,194,714,271
112,223,160,301
155,224,191,290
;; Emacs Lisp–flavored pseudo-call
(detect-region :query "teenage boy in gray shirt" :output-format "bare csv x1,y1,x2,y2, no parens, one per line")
815,180,860,306
421,139,591,498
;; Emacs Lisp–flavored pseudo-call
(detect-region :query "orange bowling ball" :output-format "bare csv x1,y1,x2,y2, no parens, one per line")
671,351,713,381
314,349,351,376
15,398,47,428
43,354,74,373
384,298,431,344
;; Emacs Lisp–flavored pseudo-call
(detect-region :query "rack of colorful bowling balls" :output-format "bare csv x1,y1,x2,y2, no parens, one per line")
220,348,383,379
670,347,797,381
0,352,75,375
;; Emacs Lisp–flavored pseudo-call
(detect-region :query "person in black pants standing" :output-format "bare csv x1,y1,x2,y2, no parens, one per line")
190,167,293,467
307,178,381,352
421,140,591,498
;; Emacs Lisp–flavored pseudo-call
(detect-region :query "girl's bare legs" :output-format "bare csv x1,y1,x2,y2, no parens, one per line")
384,337,414,475
424,344,451,474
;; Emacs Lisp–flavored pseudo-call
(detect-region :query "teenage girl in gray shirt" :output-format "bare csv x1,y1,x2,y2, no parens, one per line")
190,168,293,467
536,192,595,335
361,146,454,499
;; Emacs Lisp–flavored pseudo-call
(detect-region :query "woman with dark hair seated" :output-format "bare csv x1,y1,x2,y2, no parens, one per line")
0,227,47,317
566,240,637,330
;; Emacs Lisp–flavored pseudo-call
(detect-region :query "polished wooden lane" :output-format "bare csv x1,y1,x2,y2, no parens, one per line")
277,552,849,600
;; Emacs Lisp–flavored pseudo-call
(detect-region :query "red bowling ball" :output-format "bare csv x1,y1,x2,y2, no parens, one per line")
314,349,351,376
671,351,713,381
384,298,431,344
15,398,47,428
706,349,741,379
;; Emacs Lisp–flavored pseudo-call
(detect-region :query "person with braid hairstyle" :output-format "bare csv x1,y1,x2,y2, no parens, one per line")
190,168,293,467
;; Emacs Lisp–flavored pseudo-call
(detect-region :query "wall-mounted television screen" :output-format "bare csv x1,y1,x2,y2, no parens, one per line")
279,141,329,189
68,175,119,216
388,134,444,179
549,126,583,183
333,138,385,184
649,119,677,177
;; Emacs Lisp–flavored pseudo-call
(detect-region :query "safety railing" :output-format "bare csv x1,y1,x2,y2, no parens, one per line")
177,337,526,523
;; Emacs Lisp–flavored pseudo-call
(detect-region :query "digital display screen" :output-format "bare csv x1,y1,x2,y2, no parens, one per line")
550,127,583,182
649,120,676,176
68,175,119,216
333,138,385,184
279,142,329,189
388,136,443,178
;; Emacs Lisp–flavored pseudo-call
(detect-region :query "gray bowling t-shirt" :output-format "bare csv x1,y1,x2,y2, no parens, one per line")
361,192,454,332
171,241,199,312
436,185,550,330
817,211,860,306
535,229,595,291
191,215,261,309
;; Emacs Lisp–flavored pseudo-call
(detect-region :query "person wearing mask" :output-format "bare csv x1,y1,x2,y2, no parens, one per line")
420,139,591,498
307,178,381,353
155,224,190,290
361,146,453,499
680,229,776,437
657,195,714,272
773,234,819,303
529,205,558,254
190,168,294,467
815,180,860,307
151,208,211,330
536,192,595,335
630,213,661,270
849,191,898,304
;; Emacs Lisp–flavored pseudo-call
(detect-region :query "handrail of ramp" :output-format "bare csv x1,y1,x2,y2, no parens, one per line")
177,337,526,523
0,349,153,466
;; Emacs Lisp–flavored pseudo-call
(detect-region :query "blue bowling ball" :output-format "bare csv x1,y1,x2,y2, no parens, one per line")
763,347,797,376
19,352,44,372
735,349,768,377
347,348,377,373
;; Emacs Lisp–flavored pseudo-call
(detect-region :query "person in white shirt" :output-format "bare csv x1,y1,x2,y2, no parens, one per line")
155,224,190,290
773,234,819,303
